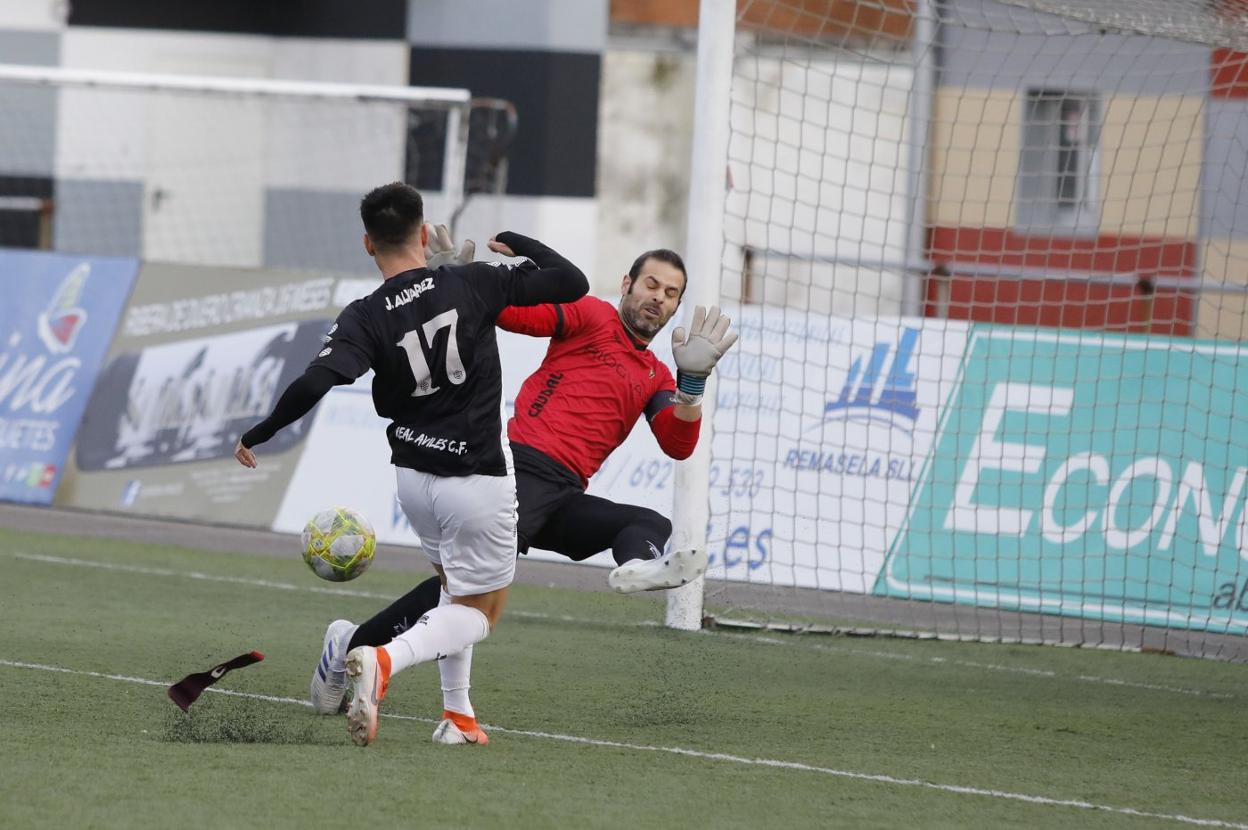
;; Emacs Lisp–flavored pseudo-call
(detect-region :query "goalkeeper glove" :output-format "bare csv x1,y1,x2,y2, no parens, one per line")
671,305,738,406
424,223,476,269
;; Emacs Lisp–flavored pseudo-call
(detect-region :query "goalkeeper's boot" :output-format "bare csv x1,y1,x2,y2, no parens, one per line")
607,547,707,594
309,619,357,715
432,710,490,746
345,645,391,747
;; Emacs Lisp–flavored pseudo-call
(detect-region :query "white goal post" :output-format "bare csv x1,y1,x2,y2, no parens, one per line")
667,0,736,632
671,0,1248,662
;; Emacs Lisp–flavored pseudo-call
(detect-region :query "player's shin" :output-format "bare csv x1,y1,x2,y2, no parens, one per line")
437,588,475,717
347,575,442,650
383,603,490,674
610,514,673,566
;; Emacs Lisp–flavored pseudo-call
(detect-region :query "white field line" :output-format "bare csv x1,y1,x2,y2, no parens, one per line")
722,633,1235,700
9,552,563,623
12,551,1235,700
0,658,1244,830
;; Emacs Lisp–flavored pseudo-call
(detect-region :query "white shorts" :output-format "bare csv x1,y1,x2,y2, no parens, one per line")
395,467,518,596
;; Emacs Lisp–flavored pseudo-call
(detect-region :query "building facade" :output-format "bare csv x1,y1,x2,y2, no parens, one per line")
925,0,1248,341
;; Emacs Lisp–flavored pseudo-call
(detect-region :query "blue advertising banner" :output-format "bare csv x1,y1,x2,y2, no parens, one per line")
0,250,139,504
880,325,1248,635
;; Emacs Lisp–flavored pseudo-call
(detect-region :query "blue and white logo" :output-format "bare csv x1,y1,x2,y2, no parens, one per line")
820,327,920,431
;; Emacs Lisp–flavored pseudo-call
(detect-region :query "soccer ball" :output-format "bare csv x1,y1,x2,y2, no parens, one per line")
301,507,376,582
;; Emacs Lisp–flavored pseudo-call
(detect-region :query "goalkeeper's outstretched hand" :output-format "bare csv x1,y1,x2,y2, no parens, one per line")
424,223,476,268
671,305,738,405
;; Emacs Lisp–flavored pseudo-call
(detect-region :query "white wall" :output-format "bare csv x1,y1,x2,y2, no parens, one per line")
597,44,914,314
595,49,697,292
725,55,913,315
0,0,64,31
55,29,414,268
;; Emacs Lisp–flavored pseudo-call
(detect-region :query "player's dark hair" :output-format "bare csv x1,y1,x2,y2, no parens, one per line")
360,182,424,249
627,249,688,297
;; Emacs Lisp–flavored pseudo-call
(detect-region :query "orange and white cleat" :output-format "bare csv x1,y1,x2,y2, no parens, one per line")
345,645,391,747
432,710,489,745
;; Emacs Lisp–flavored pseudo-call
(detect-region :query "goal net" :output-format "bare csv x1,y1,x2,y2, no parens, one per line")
687,0,1248,661
0,65,498,273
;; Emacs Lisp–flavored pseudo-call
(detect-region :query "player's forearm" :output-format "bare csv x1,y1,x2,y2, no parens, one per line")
517,264,589,306
651,406,701,459
494,231,569,271
495,231,589,306
240,365,341,448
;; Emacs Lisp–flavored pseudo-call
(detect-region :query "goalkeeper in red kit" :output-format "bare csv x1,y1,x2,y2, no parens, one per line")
500,247,737,591
308,233,737,721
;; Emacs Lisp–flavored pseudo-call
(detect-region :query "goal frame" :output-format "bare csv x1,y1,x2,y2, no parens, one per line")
665,0,1248,655
0,62,473,228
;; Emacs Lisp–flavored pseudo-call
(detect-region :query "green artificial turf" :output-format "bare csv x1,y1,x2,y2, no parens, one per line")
1,528,1245,830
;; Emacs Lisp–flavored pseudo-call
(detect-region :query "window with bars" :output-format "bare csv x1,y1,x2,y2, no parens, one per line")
1017,89,1101,233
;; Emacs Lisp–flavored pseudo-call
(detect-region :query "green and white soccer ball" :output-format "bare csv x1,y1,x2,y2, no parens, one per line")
301,507,377,582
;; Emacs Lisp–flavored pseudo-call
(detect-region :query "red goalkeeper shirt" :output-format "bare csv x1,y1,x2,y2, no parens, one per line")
498,296,700,487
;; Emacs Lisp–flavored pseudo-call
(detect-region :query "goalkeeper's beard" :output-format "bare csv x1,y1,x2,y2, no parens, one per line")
620,301,668,341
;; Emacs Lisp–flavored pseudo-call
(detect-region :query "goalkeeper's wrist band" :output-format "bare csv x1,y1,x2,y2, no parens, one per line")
674,371,707,406
676,370,707,396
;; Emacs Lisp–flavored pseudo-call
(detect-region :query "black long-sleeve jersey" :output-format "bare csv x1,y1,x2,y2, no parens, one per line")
241,231,588,476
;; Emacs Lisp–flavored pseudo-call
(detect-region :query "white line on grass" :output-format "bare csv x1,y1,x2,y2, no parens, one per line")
12,551,1235,699
16,552,394,599
723,634,1235,700
1,657,1244,830
10,552,565,623
0,659,309,707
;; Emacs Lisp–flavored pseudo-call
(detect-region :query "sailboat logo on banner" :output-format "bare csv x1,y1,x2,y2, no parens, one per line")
37,262,91,355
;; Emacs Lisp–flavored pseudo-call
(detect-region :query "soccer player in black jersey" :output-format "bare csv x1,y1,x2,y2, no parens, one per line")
235,182,588,746
306,230,738,724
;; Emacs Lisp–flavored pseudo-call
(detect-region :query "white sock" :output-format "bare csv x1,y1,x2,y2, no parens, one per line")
384,603,490,676
437,589,475,717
